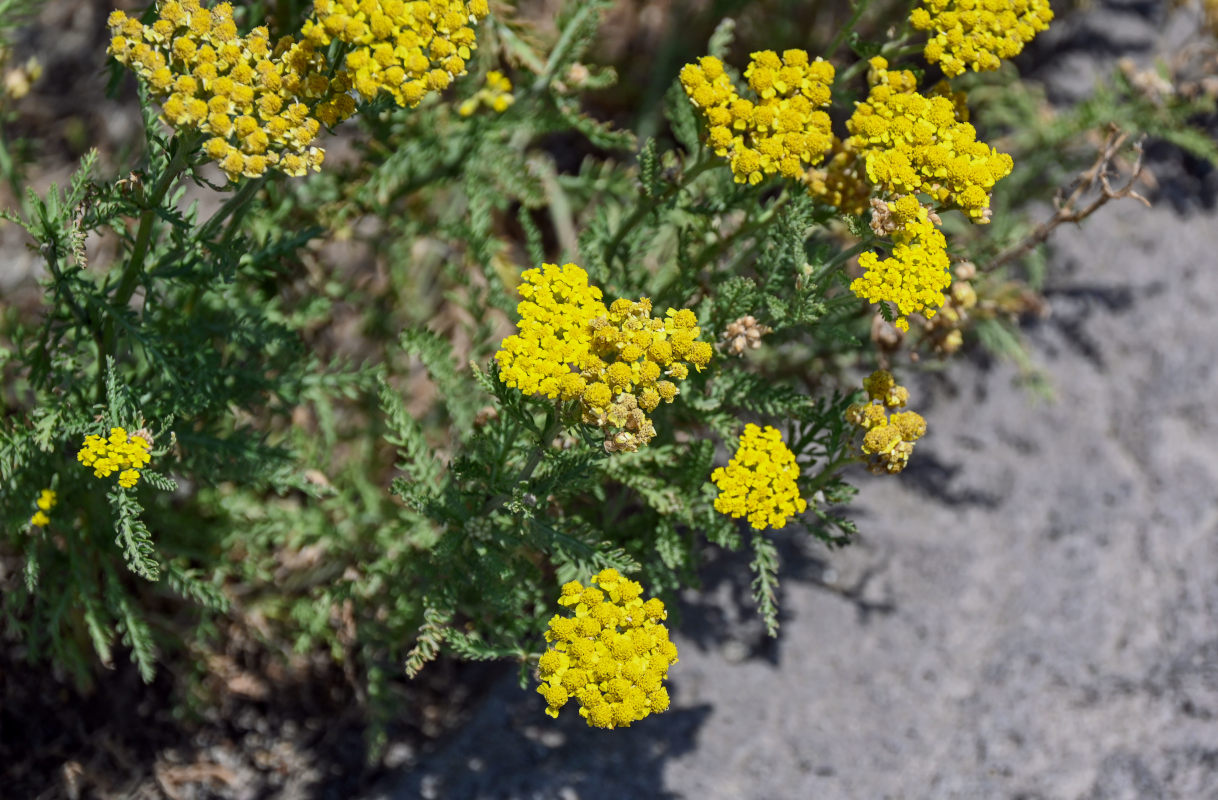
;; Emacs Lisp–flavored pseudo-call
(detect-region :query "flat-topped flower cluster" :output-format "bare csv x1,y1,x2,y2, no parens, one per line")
680,50,835,184
301,0,488,108
495,264,712,453
711,424,807,531
842,58,1013,330
911,0,1054,78
108,0,356,181
77,427,153,488
537,569,678,729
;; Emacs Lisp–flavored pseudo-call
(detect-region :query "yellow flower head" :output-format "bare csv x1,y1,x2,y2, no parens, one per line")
680,50,835,184
302,0,489,108
846,371,926,473
806,138,871,216
911,0,1054,78
458,69,515,116
538,568,678,728
495,264,709,453
845,58,1014,224
850,204,951,331
76,427,153,487
710,424,807,531
108,0,354,182
29,488,57,527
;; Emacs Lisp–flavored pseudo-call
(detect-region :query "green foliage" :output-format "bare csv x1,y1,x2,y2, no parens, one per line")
0,0,1211,746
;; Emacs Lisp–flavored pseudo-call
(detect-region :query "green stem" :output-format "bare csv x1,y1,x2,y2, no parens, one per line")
198,174,265,242
695,189,789,272
97,134,194,400
836,39,920,86
480,409,564,516
532,2,599,94
813,238,874,285
804,454,859,498
827,0,876,60
604,153,715,275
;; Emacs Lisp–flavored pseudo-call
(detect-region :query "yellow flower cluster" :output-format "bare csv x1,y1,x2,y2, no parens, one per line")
846,370,927,474
302,0,488,108
495,264,712,453
710,424,807,531
851,200,951,331
29,489,56,527
807,139,871,217
108,1,355,182
911,0,1054,78
77,428,153,489
537,568,678,729
846,58,1013,223
680,51,835,184
838,58,1012,329
458,70,514,116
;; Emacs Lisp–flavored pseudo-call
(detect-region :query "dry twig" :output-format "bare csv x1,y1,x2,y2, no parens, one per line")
986,125,1150,273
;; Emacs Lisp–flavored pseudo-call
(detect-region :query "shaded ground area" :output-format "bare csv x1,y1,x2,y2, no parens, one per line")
372,5,1218,799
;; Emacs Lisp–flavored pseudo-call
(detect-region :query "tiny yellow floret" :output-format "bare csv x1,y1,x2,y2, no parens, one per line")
458,69,514,116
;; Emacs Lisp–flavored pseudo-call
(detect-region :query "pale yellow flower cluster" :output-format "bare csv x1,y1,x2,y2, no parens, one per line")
846,371,927,474
108,0,355,181
302,0,489,108
911,0,1054,78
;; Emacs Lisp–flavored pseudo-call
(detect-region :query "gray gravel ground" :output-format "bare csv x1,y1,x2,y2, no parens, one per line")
371,4,1218,799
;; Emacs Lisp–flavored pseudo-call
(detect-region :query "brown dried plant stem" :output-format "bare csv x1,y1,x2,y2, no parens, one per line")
986,126,1149,274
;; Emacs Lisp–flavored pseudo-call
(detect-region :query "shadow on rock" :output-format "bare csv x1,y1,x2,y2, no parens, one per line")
374,670,711,800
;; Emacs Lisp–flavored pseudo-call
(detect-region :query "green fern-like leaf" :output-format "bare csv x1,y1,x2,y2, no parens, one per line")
108,489,161,581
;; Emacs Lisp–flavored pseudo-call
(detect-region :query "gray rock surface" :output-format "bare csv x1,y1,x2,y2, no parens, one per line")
373,4,1218,799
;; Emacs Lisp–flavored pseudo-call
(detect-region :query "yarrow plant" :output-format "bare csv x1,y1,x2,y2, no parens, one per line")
5,0,1197,754
537,569,678,729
